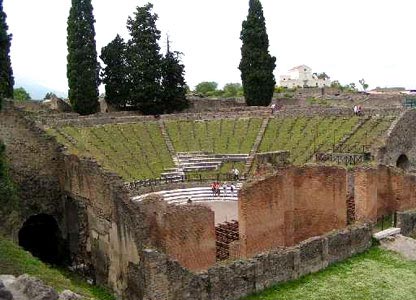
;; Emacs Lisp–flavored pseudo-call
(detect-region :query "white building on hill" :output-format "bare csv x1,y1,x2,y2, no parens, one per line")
279,65,331,88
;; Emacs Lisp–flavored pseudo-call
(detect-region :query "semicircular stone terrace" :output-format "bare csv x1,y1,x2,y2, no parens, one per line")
46,113,398,183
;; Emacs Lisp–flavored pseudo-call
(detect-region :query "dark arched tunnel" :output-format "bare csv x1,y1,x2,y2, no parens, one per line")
396,154,410,171
18,214,69,265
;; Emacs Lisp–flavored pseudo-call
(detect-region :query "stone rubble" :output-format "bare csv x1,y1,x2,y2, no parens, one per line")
0,275,84,300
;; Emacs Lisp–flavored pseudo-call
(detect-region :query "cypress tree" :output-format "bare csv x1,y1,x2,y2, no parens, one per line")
0,0,14,104
161,39,189,113
126,3,163,115
100,35,129,110
239,0,276,106
67,0,99,115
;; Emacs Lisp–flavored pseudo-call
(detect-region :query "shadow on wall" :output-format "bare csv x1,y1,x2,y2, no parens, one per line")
18,214,69,265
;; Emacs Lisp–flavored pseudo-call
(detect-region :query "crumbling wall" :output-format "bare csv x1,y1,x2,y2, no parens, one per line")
239,166,347,258
127,224,372,300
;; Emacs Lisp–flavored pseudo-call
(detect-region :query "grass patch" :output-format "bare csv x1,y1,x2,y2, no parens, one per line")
0,235,115,300
47,122,174,181
243,247,416,300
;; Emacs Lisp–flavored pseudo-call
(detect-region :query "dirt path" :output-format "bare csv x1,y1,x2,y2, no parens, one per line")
380,234,416,260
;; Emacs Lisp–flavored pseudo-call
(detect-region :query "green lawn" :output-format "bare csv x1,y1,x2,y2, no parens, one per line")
243,247,416,300
0,236,115,300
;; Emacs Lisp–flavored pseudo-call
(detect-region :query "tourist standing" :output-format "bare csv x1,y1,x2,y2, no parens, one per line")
222,182,227,197
233,168,240,181
230,183,235,197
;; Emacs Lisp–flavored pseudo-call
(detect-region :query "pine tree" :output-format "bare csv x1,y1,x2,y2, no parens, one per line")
67,0,99,115
0,0,14,104
100,35,129,110
239,0,276,106
161,39,189,113
126,3,163,115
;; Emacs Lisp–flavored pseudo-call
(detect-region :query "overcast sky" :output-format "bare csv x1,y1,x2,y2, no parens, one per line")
4,0,416,97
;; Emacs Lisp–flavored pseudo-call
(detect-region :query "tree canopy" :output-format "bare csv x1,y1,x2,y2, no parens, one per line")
100,34,129,110
239,0,276,106
126,3,163,114
13,87,31,101
0,0,14,109
194,82,218,96
67,0,99,115
161,41,189,113
100,3,189,115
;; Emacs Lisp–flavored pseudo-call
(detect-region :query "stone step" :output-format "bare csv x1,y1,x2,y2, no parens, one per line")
183,165,218,171
373,227,401,240
180,161,222,167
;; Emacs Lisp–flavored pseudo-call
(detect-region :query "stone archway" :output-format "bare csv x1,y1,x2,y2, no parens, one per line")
18,214,68,265
396,154,410,171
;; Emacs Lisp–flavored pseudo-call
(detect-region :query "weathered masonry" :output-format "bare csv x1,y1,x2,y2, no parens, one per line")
1,102,416,300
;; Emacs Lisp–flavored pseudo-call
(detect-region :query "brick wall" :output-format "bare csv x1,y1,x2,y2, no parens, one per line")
138,196,216,272
354,166,416,222
354,168,378,222
239,169,294,257
292,166,347,244
239,166,347,258
162,204,216,271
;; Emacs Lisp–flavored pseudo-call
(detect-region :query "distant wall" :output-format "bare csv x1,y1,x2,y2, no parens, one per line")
127,224,372,300
185,98,246,113
239,166,347,258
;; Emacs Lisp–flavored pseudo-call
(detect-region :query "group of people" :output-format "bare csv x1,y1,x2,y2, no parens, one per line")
211,182,236,197
353,105,363,116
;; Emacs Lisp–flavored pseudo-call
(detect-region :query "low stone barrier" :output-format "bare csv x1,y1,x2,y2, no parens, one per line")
397,210,416,236
127,223,372,300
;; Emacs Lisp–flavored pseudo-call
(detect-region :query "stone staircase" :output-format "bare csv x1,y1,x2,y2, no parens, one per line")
132,185,242,204
243,117,270,176
159,152,249,182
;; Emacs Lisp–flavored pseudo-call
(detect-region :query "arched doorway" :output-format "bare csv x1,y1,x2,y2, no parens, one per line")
396,154,410,171
18,214,68,265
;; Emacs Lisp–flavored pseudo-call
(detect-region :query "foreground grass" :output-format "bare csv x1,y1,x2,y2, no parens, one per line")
0,236,115,300
243,247,416,300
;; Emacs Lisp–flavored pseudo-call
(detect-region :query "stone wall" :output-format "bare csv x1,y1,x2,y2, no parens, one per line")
0,101,64,236
397,210,416,237
185,98,246,113
239,166,347,258
127,224,372,300
377,109,416,171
